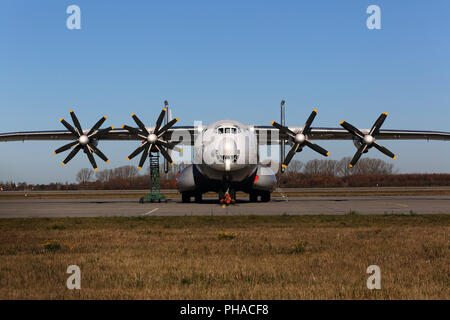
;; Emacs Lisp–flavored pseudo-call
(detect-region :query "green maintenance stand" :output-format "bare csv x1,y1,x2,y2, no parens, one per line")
139,152,167,203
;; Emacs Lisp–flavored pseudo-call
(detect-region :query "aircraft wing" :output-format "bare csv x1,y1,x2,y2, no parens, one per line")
253,126,450,144
1,126,449,144
0,126,197,144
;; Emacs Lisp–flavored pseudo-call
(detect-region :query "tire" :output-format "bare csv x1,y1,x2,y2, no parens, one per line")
230,189,236,201
249,192,258,202
261,191,271,202
182,192,191,203
194,192,203,203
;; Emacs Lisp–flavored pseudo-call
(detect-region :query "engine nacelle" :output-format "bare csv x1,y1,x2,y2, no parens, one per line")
252,165,277,192
176,164,197,192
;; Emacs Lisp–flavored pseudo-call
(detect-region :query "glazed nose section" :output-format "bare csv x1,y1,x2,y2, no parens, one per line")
218,138,237,171
219,138,237,156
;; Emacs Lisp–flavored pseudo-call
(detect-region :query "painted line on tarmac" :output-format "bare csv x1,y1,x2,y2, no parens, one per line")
143,208,159,215
391,202,409,208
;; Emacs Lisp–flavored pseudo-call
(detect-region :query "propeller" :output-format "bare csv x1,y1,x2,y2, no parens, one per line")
271,109,330,168
53,110,114,170
340,112,396,168
122,108,182,169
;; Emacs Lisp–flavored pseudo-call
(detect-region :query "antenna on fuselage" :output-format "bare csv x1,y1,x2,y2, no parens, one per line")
280,100,286,173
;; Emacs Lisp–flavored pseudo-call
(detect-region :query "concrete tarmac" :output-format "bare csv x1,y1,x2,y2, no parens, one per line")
0,195,449,218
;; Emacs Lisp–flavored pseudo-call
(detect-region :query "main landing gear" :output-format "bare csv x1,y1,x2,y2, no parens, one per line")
181,191,203,203
249,191,271,202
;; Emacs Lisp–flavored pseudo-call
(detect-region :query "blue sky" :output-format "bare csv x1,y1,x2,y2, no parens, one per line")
0,0,449,183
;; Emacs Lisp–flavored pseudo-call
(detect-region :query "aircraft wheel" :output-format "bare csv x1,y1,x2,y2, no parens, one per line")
249,192,258,202
230,189,236,202
194,192,203,203
182,192,191,203
261,191,271,202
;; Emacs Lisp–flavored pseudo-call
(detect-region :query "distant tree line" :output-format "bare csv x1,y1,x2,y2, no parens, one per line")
1,158,449,191
277,158,450,188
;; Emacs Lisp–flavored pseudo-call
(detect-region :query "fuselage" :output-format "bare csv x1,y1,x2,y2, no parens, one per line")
176,120,277,196
194,120,258,181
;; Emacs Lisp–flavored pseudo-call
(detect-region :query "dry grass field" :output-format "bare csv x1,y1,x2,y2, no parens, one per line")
0,214,448,299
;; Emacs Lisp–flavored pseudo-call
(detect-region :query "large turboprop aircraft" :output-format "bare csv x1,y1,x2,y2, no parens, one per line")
1,100,449,203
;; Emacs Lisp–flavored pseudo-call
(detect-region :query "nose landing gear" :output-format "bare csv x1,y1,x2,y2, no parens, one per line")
219,188,236,205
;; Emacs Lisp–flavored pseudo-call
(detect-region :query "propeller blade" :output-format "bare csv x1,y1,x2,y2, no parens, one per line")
138,143,151,169
157,140,182,152
302,109,317,134
369,112,388,136
131,114,149,135
156,145,173,165
122,125,146,138
282,143,300,168
349,144,368,167
91,126,114,139
127,143,147,160
62,145,82,165
54,141,79,155
154,108,167,134
156,118,178,136
304,140,329,157
84,147,98,170
70,110,83,135
60,118,80,137
373,142,396,159
340,121,365,139
89,144,109,163
87,116,107,136
271,121,296,139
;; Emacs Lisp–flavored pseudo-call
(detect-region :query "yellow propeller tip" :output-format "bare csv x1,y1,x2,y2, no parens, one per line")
170,162,174,166
313,109,318,113
180,149,183,153
349,164,353,168
393,155,397,159
121,125,125,128
163,108,166,111
53,151,56,155
59,118,63,122
126,157,130,161
131,113,135,117
138,166,142,170
326,152,330,156
340,121,344,125
103,116,107,119
281,164,287,168
175,118,179,121
69,110,73,113
106,160,110,163
383,112,388,116
111,126,114,130
62,162,66,166
94,168,98,171
271,121,274,125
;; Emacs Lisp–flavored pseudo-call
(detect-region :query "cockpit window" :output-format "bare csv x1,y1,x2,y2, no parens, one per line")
217,126,239,134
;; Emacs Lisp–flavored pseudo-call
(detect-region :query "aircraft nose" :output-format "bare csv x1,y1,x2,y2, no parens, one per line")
219,138,237,156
